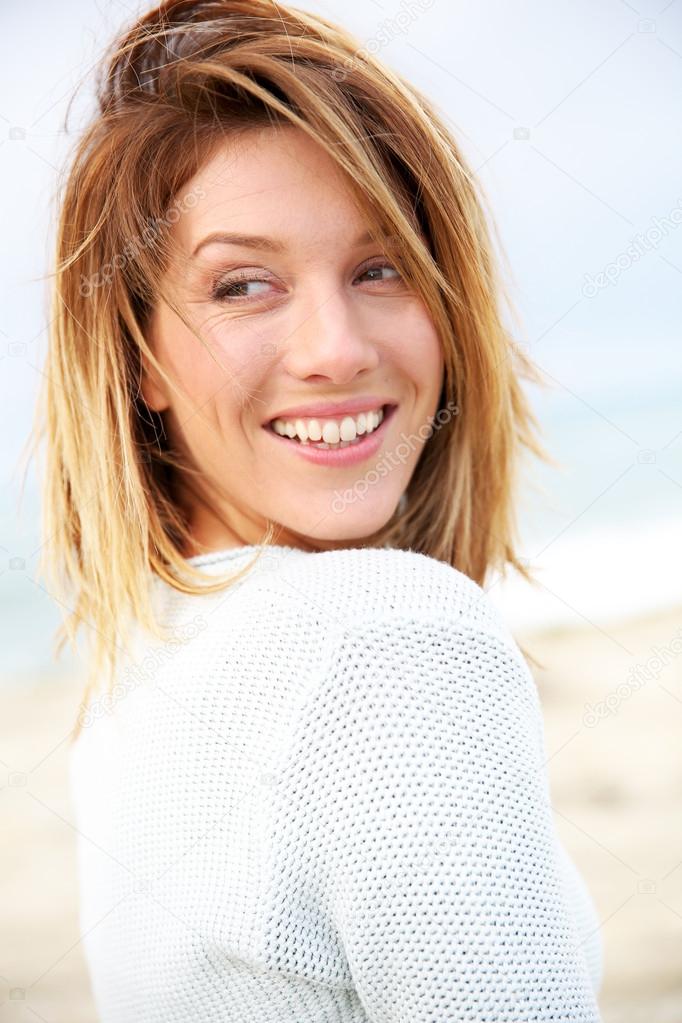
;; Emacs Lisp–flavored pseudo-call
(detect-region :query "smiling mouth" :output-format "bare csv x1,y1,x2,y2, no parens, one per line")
266,403,397,449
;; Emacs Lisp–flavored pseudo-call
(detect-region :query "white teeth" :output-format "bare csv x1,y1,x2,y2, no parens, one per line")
339,416,357,442
322,420,340,444
307,419,322,441
294,419,308,442
271,405,386,447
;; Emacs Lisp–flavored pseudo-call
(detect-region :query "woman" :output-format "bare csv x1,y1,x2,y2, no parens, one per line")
35,0,604,1019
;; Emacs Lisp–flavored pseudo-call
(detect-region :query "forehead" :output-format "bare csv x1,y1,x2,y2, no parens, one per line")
177,125,375,255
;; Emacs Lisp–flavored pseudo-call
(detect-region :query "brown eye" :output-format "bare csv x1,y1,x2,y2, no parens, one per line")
355,261,403,285
211,272,276,303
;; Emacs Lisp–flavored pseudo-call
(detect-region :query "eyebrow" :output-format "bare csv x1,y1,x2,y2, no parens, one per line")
191,228,383,258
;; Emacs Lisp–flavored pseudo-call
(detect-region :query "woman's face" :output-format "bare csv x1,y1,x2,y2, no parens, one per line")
144,125,444,552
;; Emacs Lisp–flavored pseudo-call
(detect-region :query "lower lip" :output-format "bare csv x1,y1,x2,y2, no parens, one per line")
263,405,397,467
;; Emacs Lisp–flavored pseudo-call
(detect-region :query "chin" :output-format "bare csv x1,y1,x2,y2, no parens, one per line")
277,491,402,545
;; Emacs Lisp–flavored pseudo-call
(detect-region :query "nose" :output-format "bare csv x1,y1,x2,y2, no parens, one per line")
281,279,380,385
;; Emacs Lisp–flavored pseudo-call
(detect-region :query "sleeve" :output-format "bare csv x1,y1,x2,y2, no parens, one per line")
274,614,603,1023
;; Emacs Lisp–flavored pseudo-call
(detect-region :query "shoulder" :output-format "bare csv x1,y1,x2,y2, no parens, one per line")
273,545,508,639
147,545,522,713
268,546,538,740
155,545,507,644
289,549,542,761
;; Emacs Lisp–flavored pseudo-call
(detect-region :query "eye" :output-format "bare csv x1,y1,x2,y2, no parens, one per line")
211,271,277,303
355,260,403,285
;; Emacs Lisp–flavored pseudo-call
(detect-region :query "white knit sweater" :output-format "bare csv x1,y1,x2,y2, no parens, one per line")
69,545,603,1022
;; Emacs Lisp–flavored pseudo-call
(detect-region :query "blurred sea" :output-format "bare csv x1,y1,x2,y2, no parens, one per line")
490,356,681,633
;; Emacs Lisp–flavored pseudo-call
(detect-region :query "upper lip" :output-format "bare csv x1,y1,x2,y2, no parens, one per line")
266,396,397,423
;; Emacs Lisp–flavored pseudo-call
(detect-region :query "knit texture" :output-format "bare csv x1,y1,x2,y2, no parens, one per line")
69,545,603,1022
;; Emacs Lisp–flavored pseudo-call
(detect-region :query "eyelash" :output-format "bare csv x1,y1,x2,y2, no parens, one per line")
210,259,403,304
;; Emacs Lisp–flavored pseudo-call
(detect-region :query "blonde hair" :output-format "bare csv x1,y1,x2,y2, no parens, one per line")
30,0,550,740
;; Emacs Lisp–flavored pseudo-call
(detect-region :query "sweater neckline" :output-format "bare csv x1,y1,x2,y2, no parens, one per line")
184,544,305,567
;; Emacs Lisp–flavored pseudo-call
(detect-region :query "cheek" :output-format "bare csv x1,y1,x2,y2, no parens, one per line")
390,306,443,386
160,319,256,412
416,309,444,385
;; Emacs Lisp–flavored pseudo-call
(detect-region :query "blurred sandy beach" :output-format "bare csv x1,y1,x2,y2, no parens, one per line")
2,603,681,1022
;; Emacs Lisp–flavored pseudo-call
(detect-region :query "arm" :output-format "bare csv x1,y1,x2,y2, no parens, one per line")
275,613,603,1022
